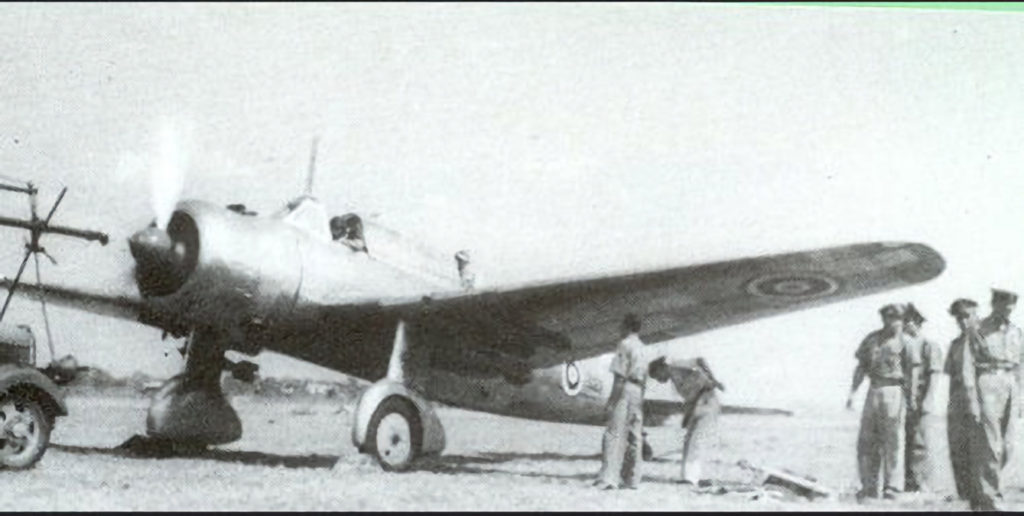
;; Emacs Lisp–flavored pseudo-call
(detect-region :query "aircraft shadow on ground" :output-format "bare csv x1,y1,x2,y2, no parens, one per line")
51,439,677,480
52,441,339,469
414,451,683,485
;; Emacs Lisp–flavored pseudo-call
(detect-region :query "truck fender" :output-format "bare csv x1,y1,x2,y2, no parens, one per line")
0,364,68,418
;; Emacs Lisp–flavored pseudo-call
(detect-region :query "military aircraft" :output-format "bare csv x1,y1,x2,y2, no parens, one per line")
1,158,945,471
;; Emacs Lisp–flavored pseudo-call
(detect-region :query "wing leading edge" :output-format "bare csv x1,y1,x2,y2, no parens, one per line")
395,241,944,371
0,279,144,322
4,241,944,380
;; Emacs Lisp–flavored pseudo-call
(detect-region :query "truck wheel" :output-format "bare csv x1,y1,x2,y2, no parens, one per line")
366,397,422,472
0,393,52,470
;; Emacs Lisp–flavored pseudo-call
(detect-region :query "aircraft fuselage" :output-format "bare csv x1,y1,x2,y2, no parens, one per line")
137,199,616,426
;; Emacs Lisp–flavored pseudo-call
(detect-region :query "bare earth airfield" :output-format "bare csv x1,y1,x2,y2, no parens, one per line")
1,392,1020,511
5,3,1024,512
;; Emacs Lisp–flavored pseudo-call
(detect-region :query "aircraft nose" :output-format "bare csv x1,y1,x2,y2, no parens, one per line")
128,225,187,297
128,226,173,260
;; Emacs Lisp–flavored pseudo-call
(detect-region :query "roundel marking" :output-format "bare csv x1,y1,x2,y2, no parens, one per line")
562,360,582,396
745,273,840,299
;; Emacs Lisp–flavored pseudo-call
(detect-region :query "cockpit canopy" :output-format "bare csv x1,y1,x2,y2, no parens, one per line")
274,195,331,241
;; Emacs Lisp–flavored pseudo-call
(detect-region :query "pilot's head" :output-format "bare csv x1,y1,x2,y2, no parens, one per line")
991,288,1018,320
648,356,670,383
329,216,346,241
621,312,642,337
879,304,905,332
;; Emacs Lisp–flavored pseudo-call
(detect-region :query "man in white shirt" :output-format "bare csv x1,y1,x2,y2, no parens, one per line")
594,313,648,490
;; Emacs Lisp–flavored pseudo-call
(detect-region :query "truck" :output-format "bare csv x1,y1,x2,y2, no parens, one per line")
0,177,108,469
0,323,67,469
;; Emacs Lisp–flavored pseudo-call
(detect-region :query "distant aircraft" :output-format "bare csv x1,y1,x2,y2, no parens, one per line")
1,158,945,471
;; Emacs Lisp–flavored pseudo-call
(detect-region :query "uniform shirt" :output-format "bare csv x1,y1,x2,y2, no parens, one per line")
944,331,977,400
906,334,943,403
662,358,719,409
609,334,647,384
855,329,916,382
974,316,1024,368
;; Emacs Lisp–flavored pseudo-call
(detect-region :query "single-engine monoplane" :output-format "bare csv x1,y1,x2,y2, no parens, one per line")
1,151,945,470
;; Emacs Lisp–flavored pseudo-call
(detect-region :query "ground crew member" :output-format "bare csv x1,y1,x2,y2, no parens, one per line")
594,313,647,490
945,298,982,506
648,355,725,486
846,303,918,500
970,288,1022,510
454,250,475,290
902,303,943,493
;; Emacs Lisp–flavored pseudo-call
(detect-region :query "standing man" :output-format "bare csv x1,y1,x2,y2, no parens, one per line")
902,303,943,493
454,250,476,290
595,313,647,490
648,355,725,487
945,298,982,506
970,288,1023,511
846,303,918,500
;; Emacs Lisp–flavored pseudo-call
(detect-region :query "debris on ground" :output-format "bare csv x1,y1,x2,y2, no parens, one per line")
737,459,836,501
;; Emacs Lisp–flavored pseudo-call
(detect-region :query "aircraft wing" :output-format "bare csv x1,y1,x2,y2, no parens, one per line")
0,278,144,322
382,241,943,373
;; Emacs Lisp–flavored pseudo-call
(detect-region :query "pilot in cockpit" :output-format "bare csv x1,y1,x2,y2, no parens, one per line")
330,214,368,253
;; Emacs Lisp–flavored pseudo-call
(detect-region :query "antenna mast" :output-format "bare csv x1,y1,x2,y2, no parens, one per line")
305,136,319,197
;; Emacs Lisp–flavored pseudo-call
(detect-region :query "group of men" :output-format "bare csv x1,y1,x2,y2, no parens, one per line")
849,289,1021,510
593,313,725,490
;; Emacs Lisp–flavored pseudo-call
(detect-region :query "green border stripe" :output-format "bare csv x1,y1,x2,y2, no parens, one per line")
767,2,1024,12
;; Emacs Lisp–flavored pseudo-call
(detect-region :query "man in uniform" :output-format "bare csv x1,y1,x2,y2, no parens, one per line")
902,303,943,493
970,288,1023,510
846,303,918,500
945,298,982,506
594,313,648,490
454,250,475,290
648,355,725,487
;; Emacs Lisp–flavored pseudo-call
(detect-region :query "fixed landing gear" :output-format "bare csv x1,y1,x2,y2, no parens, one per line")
351,320,446,471
365,397,423,471
142,328,243,448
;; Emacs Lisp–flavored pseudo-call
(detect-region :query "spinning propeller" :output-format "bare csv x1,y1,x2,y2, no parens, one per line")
129,120,196,298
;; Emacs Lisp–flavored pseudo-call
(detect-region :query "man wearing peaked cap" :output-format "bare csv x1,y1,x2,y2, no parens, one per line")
991,288,1018,305
848,303,917,500
944,298,984,507
967,288,1023,510
879,303,905,318
901,303,943,493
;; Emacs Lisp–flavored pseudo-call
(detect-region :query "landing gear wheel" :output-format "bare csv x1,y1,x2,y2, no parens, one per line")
0,393,51,470
366,397,422,472
642,440,653,462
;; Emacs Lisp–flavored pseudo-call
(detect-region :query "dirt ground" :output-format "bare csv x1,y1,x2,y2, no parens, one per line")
2,395,1022,511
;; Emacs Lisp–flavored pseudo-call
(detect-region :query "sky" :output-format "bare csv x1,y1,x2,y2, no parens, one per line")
2,3,1024,414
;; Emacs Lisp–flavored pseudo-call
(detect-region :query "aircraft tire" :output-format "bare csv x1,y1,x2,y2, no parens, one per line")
0,392,52,470
366,396,423,472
